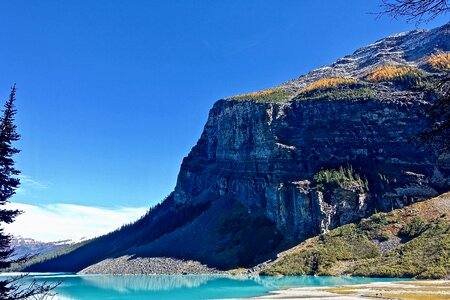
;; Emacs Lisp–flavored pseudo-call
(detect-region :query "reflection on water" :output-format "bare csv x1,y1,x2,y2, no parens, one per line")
7,273,409,300
80,274,220,292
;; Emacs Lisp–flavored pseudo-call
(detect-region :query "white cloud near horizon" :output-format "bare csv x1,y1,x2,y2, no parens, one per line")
14,175,48,198
4,202,148,242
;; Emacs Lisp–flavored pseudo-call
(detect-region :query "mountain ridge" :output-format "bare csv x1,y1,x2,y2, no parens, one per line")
20,22,450,275
280,21,450,92
10,236,73,260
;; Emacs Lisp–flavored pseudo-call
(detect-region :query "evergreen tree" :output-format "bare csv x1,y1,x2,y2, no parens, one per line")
0,84,21,270
0,85,57,300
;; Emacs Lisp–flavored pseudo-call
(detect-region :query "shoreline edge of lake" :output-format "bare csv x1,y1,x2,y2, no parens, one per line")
238,280,450,299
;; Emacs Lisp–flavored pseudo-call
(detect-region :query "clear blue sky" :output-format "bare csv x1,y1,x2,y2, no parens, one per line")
0,1,448,208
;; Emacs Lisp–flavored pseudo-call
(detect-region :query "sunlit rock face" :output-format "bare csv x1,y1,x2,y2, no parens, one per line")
174,23,450,241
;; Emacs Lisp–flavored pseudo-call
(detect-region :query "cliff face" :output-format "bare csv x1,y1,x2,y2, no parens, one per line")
174,23,450,241
174,95,447,240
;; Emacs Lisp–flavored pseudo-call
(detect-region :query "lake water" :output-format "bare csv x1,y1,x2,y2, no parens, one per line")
6,273,409,299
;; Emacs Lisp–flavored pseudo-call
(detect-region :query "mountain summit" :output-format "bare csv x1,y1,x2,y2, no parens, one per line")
23,22,450,274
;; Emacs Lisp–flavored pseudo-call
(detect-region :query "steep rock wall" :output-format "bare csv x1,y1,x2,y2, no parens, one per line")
174,97,449,240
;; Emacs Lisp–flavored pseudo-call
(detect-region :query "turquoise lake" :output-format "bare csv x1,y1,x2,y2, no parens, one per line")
6,273,411,299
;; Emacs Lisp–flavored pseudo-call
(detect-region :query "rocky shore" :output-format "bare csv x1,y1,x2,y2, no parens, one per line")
78,255,223,275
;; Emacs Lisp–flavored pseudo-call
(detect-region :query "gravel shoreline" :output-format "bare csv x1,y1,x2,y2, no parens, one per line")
237,280,450,299
78,255,223,275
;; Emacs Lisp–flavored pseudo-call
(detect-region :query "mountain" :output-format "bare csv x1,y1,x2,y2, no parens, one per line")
261,192,450,279
22,22,450,274
10,236,72,260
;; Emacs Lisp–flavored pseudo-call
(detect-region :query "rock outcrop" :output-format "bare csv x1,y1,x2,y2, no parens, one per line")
174,94,446,240
174,23,450,240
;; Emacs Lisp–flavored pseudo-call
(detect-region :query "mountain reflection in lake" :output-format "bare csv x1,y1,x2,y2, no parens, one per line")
14,273,409,300
80,274,220,292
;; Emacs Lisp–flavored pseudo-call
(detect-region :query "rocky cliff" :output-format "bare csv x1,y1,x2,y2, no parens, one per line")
22,22,450,272
174,23,450,241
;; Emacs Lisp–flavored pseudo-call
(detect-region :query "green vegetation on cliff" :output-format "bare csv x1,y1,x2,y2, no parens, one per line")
427,53,450,72
365,65,426,85
295,87,375,102
261,193,450,279
294,77,376,102
302,78,361,92
314,165,369,191
225,88,293,103
225,63,440,104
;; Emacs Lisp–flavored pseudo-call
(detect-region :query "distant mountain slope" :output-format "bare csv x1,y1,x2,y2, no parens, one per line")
10,237,72,260
21,22,450,274
261,192,450,279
